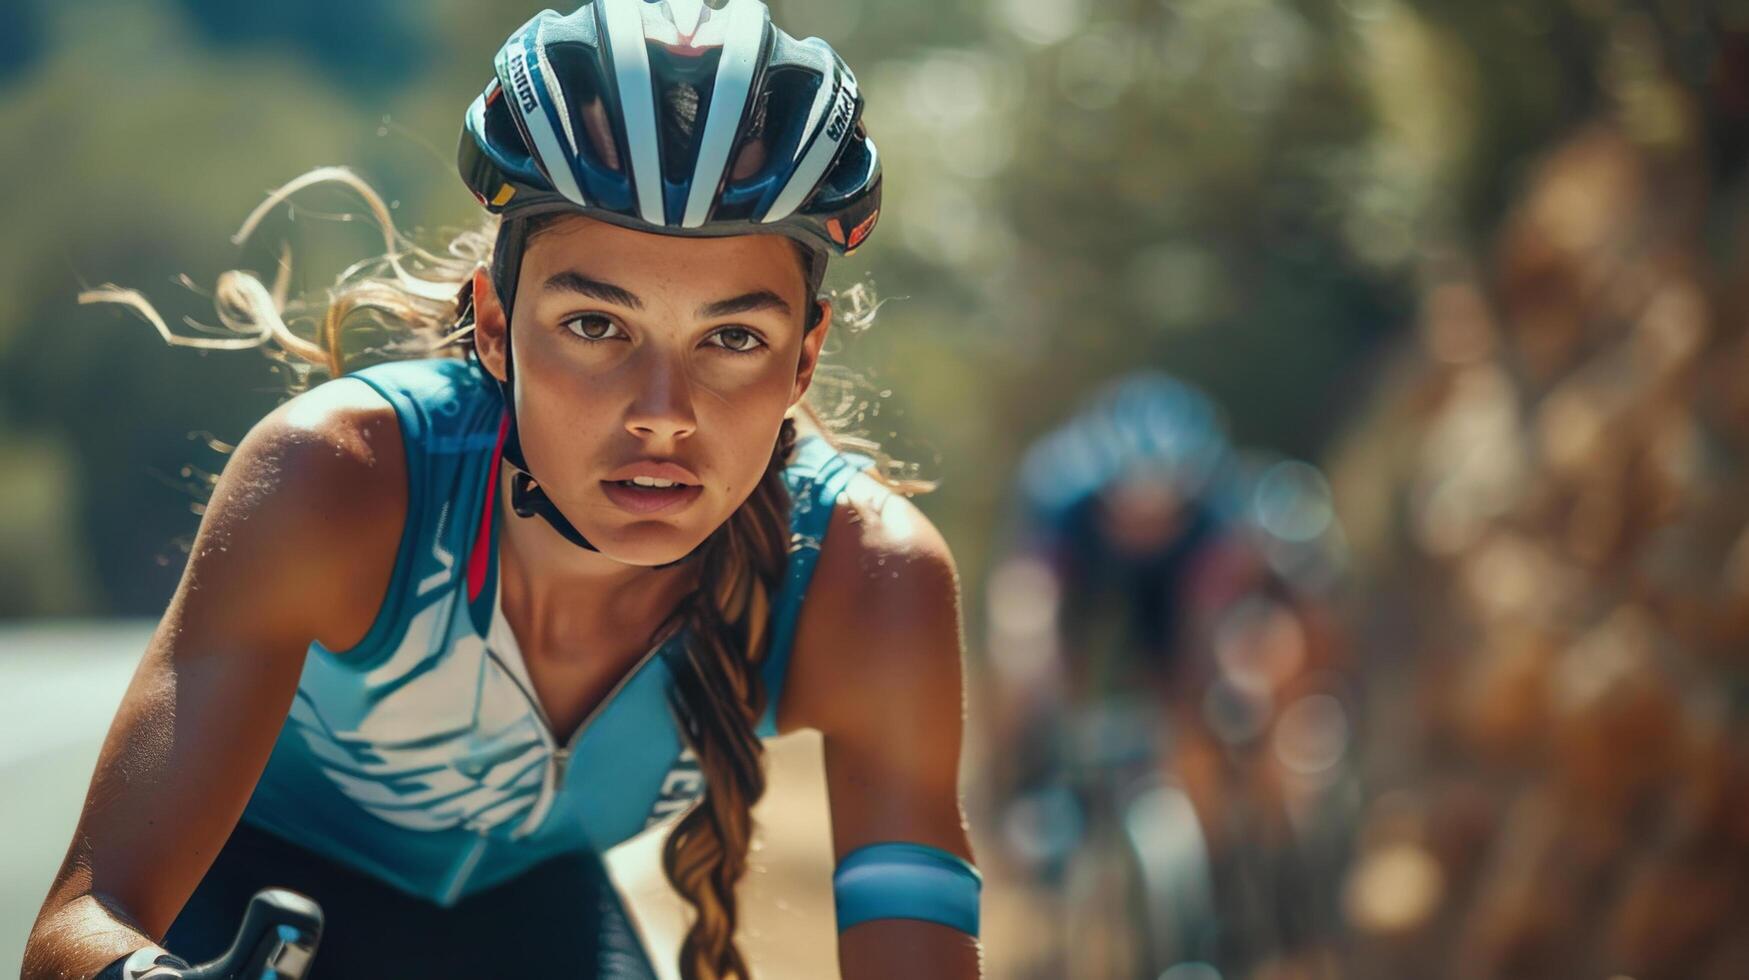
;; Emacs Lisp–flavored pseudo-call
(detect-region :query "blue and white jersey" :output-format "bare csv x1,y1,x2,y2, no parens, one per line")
239,357,870,906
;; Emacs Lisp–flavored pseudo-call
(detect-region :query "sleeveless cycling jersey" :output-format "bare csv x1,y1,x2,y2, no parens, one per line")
239,357,871,907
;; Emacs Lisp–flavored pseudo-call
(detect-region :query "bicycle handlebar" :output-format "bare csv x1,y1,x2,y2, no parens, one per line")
180,889,323,980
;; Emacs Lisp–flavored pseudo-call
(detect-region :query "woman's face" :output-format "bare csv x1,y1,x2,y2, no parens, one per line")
474,214,829,566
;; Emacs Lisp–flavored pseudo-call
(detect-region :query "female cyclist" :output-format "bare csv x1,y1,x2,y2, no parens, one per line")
22,2,981,978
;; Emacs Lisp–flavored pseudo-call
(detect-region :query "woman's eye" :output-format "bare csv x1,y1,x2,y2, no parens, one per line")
563,314,623,342
709,326,766,354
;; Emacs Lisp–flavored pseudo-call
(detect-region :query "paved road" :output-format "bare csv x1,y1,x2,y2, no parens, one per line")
1,621,152,976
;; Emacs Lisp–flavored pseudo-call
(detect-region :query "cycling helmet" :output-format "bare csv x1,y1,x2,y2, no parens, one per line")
1020,372,1231,524
459,0,881,306
453,0,881,559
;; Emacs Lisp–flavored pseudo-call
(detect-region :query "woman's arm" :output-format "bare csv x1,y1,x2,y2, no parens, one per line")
786,481,982,980
21,381,405,980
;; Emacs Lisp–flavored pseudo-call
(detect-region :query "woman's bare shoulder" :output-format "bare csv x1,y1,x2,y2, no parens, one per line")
182,376,408,652
823,471,958,593
780,469,964,734
226,377,406,540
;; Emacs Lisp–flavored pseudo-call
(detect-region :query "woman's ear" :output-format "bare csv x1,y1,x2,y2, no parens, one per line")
791,298,831,408
471,264,510,382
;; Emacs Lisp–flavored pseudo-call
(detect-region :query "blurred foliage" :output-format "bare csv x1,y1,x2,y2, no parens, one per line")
170,0,432,90
0,1,486,613
0,2,43,87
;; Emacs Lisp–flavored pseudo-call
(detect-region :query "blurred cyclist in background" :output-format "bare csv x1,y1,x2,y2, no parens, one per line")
985,371,1354,980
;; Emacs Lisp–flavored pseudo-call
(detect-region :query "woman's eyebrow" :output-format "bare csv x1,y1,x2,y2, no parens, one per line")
698,290,791,319
539,273,787,320
542,270,643,309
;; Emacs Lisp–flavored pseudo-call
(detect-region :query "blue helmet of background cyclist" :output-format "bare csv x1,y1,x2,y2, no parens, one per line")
1019,371,1232,531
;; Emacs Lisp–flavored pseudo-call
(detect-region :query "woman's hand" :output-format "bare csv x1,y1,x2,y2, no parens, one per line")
786,479,983,980
22,380,405,980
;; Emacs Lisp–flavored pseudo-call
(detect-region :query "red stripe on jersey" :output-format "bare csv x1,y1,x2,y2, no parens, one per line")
469,411,511,602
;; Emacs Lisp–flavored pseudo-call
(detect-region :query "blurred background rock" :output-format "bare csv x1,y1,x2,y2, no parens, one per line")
4,0,1748,978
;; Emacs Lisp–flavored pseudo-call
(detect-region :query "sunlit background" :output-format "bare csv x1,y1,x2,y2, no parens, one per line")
4,0,1748,977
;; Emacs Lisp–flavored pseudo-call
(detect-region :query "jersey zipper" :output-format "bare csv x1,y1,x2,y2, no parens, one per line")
482,637,672,833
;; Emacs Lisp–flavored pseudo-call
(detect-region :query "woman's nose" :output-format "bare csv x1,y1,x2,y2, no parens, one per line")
623,350,698,442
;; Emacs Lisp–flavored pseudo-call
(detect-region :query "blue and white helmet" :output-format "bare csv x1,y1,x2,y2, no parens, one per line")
458,0,881,263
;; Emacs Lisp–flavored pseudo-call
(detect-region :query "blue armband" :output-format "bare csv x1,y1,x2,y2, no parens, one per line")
832,841,982,936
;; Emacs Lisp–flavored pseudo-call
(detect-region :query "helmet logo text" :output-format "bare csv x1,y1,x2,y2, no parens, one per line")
825,83,855,143
509,50,540,115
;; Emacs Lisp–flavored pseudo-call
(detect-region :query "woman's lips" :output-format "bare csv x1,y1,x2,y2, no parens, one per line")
600,480,704,515
602,459,702,484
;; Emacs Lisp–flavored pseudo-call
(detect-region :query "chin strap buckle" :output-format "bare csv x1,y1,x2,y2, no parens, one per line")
509,469,599,552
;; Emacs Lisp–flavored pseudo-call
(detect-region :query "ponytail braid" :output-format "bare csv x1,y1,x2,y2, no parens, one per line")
658,417,800,980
